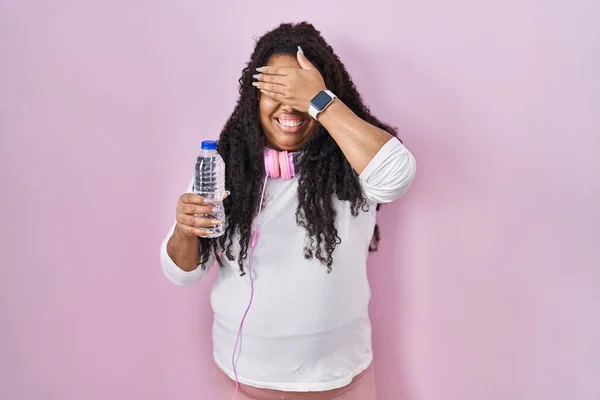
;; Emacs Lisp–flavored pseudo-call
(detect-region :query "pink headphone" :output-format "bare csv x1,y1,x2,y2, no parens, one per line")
264,149,295,179
231,148,296,399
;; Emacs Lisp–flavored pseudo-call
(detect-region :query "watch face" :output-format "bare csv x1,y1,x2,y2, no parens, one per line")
311,91,333,111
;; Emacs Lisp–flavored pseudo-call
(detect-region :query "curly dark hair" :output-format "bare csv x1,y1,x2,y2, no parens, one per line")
198,22,398,274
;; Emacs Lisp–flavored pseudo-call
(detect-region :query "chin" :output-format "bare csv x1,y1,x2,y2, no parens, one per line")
266,118,315,151
269,137,307,152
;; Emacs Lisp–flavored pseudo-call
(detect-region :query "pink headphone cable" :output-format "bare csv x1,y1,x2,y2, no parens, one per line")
230,174,269,400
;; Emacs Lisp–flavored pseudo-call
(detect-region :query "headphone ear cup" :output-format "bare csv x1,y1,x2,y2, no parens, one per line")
279,151,291,179
288,153,295,178
265,149,280,178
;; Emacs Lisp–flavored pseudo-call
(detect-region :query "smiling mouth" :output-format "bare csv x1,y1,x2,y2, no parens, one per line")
275,117,307,132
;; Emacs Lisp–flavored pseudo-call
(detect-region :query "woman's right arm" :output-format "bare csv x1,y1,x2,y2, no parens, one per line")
160,181,221,285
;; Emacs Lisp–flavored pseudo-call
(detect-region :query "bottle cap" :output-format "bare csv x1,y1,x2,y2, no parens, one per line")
201,140,218,150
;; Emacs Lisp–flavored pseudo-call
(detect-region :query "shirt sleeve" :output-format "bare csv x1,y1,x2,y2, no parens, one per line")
358,137,417,203
159,178,215,285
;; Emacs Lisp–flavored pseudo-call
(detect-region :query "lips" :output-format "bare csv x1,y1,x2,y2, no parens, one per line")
275,114,307,133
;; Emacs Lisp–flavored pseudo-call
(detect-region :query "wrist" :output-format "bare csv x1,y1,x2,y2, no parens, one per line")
173,224,199,242
308,89,337,120
313,97,348,125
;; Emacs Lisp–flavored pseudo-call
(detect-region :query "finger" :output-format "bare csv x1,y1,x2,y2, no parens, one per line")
259,89,285,102
297,46,316,70
180,193,214,205
179,203,215,215
178,213,221,228
256,66,288,76
219,190,231,201
253,73,286,85
252,81,285,94
178,223,214,238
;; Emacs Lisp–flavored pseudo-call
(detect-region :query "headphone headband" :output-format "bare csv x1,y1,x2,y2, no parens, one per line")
264,149,295,179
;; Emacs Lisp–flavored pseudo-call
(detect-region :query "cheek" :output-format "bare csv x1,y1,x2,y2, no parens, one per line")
259,96,279,120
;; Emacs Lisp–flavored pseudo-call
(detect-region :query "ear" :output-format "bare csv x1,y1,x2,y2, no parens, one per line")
297,46,316,70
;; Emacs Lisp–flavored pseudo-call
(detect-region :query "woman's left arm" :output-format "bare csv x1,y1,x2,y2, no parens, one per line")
255,47,408,175
315,99,393,174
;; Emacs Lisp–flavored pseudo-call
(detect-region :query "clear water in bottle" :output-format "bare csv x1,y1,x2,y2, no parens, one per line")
193,140,226,238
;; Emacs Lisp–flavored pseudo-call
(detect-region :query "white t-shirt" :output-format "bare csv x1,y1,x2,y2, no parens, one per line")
160,137,416,391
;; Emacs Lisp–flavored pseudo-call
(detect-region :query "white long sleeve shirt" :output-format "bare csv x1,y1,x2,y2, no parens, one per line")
160,137,416,391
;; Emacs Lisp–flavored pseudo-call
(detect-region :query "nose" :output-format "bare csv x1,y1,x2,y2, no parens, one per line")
279,103,294,113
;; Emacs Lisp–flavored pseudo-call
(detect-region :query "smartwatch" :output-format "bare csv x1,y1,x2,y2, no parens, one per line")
309,90,337,120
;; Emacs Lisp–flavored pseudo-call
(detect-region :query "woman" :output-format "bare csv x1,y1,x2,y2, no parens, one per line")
160,22,416,400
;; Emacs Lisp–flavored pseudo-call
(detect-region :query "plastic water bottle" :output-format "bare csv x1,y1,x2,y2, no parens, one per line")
193,140,226,238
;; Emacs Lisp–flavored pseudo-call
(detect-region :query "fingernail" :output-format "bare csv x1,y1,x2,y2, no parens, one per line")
253,74,260,80
252,82,259,87
204,198,213,204
211,220,220,226
297,46,304,55
225,190,231,197
256,67,264,72
212,207,219,213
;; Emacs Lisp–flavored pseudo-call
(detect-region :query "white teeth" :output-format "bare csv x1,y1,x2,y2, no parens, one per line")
279,119,302,128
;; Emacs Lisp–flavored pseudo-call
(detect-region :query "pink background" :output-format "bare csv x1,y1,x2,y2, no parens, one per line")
1,1,599,399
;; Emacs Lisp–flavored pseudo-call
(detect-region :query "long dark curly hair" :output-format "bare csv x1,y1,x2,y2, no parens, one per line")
198,22,398,274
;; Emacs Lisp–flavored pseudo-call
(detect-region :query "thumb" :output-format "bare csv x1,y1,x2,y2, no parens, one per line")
297,46,315,70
